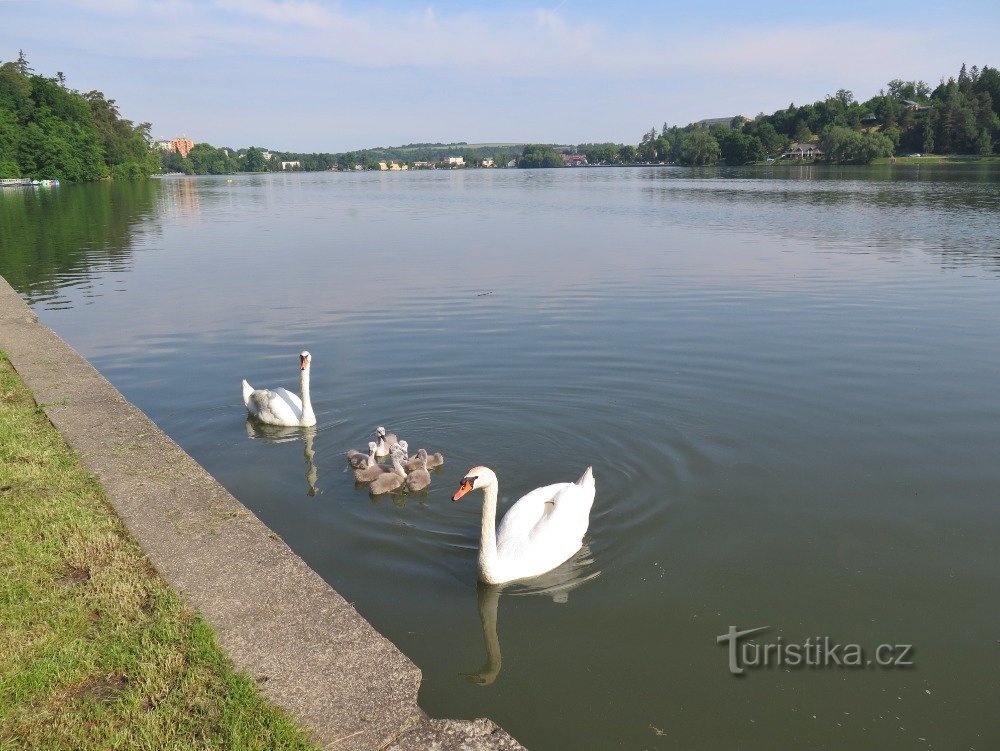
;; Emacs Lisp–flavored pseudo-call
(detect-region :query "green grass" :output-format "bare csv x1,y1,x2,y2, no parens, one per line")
872,154,1000,165
0,353,319,751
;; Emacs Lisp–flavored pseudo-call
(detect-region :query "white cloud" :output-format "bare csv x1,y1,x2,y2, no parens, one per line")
53,0,983,87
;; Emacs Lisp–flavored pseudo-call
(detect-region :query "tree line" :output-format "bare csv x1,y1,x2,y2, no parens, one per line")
0,52,159,181
4,55,995,180
625,63,999,166
165,142,525,175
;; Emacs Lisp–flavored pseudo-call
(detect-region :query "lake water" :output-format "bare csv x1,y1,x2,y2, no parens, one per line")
2,166,999,750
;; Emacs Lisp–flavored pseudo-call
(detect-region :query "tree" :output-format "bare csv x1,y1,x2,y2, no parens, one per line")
718,130,764,165
820,126,894,164
976,128,993,155
243,146,267,172
618,144,637,163
14,50,32,76
517,144,564,168
793,120,813,143
679,130,720,165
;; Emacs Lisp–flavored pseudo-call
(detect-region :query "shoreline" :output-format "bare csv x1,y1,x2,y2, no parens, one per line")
0,274,523,751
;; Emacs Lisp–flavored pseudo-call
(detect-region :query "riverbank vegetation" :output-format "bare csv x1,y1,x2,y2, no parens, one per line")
0,353,318,750
631,63,999,166
6,52,995,179
0,53,159,181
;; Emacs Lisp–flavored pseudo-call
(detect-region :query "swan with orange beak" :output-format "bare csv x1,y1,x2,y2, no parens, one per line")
242,351,317,427
452,465,595,584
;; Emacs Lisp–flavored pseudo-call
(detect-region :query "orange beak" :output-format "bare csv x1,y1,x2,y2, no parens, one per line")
452,480,473,502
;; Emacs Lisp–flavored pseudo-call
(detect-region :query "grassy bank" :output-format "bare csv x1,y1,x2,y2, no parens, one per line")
748,155,1000,167
872,154,1000,165
0,353,318,750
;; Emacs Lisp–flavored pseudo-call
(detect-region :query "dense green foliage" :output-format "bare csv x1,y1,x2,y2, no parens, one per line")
679,130,721,165
517,144,565,168
819,127,895,164
637,63,999,165
0,52,158,181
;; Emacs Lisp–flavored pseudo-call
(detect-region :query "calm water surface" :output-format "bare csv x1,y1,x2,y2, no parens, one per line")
2,166,999,750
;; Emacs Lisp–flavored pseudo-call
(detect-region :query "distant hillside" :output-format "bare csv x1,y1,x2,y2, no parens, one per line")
635,63,1000,165
0,52,159,181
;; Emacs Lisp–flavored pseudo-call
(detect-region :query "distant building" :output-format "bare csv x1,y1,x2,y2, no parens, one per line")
262,151,273,161
412,161,433,169
378,161,389,171
388,161,408,171
693,116,750,128
170,137,194,158
154,137,194,158
280,161,301,170
444,156,465,167
781,143,824,159
507,159,517,168
562,154,588,167
481,158,495,168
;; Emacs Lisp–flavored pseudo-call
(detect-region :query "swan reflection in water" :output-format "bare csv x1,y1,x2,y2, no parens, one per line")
465,544,600,686
244,419,319,496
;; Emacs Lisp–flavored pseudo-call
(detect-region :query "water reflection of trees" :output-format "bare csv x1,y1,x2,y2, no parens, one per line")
637,165,1000,272
0,180,160,303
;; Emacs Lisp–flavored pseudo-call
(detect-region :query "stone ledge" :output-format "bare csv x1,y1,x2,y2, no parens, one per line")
0,274,523,751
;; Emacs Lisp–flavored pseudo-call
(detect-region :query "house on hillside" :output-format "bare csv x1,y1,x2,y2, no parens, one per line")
781,143,824,159
280,161,301,170
562,154,588,166
444,156,465,167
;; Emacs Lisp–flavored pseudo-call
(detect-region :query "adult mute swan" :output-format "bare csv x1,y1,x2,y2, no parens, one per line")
242,351,316,427
452,465,595,584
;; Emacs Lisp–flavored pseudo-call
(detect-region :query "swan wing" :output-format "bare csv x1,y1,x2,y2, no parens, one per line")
247,387,301,426
496,478,595,567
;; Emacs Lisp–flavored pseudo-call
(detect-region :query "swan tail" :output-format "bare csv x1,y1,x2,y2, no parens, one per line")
576,466,594,489
241,379,254,409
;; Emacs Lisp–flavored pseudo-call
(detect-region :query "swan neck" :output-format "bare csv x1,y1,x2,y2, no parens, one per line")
299,365,314,423
478,481,500,581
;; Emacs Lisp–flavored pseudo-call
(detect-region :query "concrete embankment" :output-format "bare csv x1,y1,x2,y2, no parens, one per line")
0,275,523,751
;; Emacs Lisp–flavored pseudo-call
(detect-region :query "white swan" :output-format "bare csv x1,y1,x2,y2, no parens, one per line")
452,465,595,584
242,351,316,427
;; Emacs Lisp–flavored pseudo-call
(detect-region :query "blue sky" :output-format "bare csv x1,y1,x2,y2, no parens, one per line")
2,0,998,152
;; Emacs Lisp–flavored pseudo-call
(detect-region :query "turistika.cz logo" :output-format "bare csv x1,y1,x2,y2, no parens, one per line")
717,626,914,676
